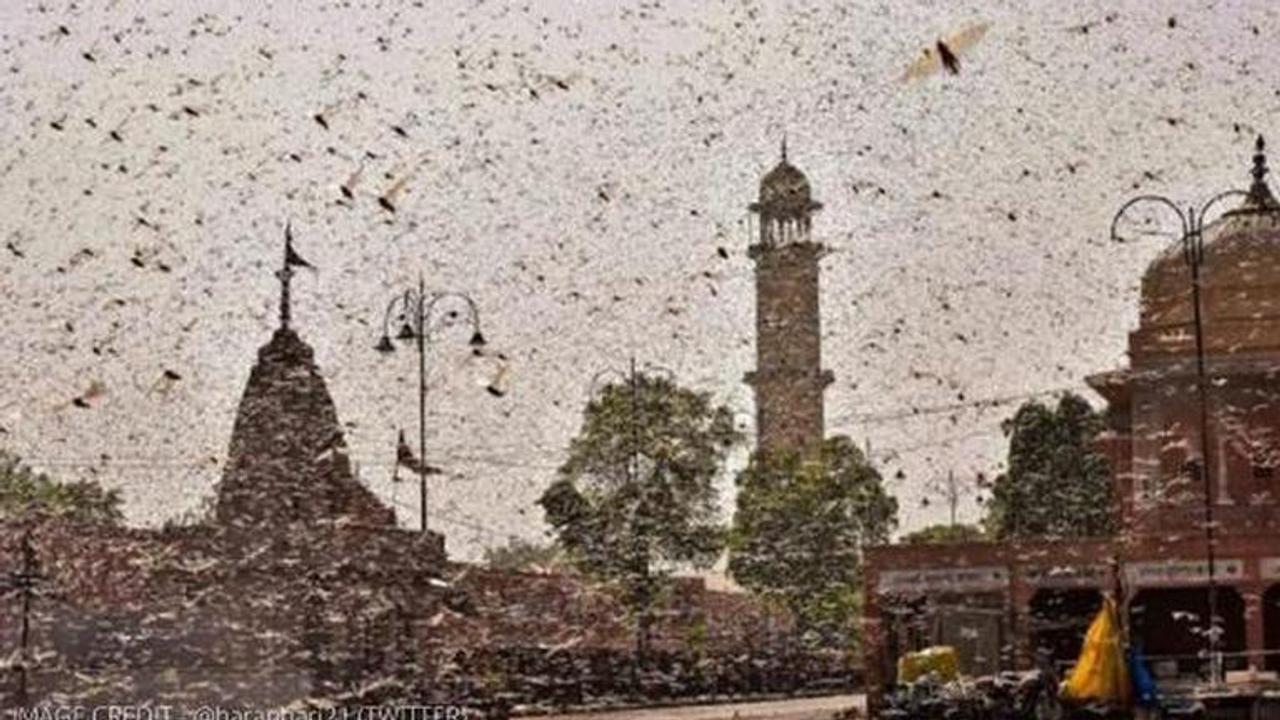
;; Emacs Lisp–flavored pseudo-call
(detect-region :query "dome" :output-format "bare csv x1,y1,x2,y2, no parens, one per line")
753,141,822,215
760,159,812,205
1133,137,1280,361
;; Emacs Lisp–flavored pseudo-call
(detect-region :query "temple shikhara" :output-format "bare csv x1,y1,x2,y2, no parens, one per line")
863,140,1280,711
215,237,398,531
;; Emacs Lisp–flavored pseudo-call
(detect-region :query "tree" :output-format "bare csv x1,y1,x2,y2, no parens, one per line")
0,449,123,523
729,436,897,648
982,392,1114,540
901,523,987,545
538,372,741,668
482,536,564,573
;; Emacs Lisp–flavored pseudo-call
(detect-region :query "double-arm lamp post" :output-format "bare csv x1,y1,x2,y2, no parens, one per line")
376,275,485,535
1109,135,1277,684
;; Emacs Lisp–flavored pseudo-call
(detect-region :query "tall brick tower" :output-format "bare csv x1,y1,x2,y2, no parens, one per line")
744,141,833,458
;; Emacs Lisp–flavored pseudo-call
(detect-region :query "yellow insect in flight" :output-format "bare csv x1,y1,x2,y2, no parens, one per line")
903,22,991,81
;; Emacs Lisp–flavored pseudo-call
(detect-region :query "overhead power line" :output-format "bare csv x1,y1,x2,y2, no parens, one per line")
832,385,1079,425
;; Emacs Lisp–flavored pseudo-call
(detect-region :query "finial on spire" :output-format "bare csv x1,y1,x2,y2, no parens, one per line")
1253,135,1268,185
1248,134,1278,208
277,222,294,330
276,221,315,330
780,134,788,163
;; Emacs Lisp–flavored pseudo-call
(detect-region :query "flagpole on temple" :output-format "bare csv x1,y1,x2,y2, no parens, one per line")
376,280,487,535
277,221,315,331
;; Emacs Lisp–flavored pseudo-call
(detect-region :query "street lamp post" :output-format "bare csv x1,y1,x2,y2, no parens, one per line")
1108,137,1276,683
376,275,485,535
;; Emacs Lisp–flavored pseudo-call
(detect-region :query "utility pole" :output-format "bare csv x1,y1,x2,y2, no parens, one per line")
630,356,640,500
416,274,428,536
924,470,964,528
628,356,651,689
1186,213,1222,686
590,358,672,693
3,527,42,707
947,470,959,528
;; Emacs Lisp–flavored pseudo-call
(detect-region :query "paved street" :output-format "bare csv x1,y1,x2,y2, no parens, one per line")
535,694,864,720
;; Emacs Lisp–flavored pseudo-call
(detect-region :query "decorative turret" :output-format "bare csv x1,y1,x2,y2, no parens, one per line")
1241,135,1280,212
1137,136,1280,361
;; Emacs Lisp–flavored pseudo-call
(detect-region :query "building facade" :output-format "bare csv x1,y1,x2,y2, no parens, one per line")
862,139,1280,714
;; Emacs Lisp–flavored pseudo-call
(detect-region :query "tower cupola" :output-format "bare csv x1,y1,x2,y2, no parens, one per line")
749,139,824,247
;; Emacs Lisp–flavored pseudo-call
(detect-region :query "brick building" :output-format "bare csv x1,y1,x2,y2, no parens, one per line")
862,139,1280,713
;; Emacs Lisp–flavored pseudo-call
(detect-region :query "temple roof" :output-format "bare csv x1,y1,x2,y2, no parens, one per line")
215,327,395,529
1134,137,1280,362
214,232,395,530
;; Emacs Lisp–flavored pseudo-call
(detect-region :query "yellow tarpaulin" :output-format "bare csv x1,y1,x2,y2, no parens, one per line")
1061,595,1131,707
897,645,960,684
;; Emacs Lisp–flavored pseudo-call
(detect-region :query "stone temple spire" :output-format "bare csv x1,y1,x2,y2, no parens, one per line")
216,232,392,531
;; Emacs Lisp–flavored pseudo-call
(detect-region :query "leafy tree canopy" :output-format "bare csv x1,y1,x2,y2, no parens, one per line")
982,392,1114,540
539,372,741,636
900,523,987,545
0,449,123,523
729,435,897,648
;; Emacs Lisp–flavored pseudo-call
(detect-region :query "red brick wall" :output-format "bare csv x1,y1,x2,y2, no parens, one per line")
1,520,802,708
0,518,448,707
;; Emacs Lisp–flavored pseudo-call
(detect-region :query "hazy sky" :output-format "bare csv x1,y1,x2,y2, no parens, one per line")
2,0,1278,560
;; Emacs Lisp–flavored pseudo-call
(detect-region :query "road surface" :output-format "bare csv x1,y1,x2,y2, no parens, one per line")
534,694,864,719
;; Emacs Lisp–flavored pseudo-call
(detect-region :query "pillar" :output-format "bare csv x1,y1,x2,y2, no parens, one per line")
862,565,886,718
1244,582,1266,671
1008,553,1036,672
